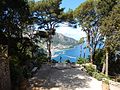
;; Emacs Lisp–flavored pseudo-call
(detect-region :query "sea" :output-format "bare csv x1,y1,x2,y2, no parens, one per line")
52,45,90,63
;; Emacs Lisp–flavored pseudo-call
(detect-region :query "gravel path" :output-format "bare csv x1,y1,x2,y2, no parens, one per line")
29,64,102,90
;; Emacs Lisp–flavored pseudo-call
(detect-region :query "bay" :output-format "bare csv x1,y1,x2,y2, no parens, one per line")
52,45,90,62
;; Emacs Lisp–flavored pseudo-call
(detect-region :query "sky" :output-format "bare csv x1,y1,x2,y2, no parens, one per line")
61,0,85,12
56,23,86,41
57,0,86,40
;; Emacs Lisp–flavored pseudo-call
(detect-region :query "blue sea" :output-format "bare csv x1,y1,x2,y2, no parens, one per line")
52,45,90,62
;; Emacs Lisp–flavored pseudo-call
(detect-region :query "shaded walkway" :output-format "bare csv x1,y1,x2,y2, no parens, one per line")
29,64,102,90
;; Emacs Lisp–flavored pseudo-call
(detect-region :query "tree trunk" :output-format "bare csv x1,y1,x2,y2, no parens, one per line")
90,48,93,63
48,41,51,62
31,50,34,59
47,37,52,62
80,45,82,57
92,51,96,64
83,48,86,58
87,34,93,63
105,48,109,76
102,62,105,73
0,45,11,90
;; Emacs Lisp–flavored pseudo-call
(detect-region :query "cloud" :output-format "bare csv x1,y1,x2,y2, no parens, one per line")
56,24,86,40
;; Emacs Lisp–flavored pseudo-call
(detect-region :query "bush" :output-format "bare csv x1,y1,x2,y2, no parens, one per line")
52,59,58,63
94,49,105,71
84,63,96,76
36,54,48,66
102,79,109,84
83,63,110,81
77,58,86,64
65,59,71,63
93,72,109,81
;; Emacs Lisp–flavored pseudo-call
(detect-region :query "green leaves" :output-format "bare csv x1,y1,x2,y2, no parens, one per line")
74,0,104,62
99,0,120,50
74,0,96,25
79,37,85,44
28,0,64,33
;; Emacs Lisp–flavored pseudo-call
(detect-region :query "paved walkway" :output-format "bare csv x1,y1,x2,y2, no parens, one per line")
29,64,102,90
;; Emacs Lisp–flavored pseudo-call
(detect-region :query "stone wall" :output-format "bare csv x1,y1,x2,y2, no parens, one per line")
0,58,11,90
0,45,11,90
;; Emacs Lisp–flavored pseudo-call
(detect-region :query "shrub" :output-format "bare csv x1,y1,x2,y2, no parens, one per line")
102,78,109,84
52,59,58,63
65,59,71,63
93,72,109,81
36,54,48,66
83,63,110,81
77,58,86,64
84,63,96,76
94,49,105,71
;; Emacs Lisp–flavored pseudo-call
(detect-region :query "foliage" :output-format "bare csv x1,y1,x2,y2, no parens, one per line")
31,0,64,29
102,78,109,84
63,9,77,27
108,52,120,75
92,72,109,81
84,63,109,81
1,0,119,89
0,0,49,89
29,0,65,61
74,0,104,63
97,0,120,76
36,53,48,66
0,0,30,40
77,58,86,64
83,63,110,81
65,59,71,63
79,37,85,44
84,63,96,76
0,0,32,89
94,49,105,71
51,59,58,63
99,0,120,51
79,37,85,58
74,0,119,76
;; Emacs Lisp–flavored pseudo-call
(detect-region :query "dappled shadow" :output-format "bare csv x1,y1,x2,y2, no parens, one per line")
29,64,92,90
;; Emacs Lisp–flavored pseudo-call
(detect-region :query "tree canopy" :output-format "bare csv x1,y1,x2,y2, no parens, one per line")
28,0,65,61
74,0,103,63
99,0,120,51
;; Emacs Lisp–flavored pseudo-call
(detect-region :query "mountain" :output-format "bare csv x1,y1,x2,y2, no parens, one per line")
52,33,78,49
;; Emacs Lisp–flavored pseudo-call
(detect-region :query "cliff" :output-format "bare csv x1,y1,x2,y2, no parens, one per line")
52,33,78,49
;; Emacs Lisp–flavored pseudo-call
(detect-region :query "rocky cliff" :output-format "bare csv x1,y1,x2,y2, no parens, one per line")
52,33,78,49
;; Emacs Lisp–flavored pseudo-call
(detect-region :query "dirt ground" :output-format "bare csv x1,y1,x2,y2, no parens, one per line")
28,64,120,90
29,64,102,90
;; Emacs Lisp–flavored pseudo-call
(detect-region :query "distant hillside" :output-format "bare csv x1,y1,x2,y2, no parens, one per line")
52,33,78,49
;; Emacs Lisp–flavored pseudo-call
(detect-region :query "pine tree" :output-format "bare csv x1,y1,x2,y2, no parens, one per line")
29,0,64,61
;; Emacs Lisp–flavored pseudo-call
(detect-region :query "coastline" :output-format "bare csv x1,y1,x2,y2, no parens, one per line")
51,44,79,58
